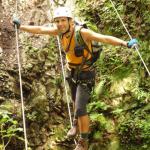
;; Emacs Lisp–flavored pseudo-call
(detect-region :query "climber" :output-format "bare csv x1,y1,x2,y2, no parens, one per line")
13,6,138,150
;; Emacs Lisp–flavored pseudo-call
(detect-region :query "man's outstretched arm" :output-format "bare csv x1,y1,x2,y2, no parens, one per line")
81,28,137,48
20,25,58,36
13,18,58,36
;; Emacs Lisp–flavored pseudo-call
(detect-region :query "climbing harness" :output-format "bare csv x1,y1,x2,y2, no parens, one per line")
109,0,150,76
14,0,28,150
48,0,73,127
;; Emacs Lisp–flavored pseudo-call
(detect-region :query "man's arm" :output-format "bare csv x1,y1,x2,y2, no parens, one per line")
81,28,127,47
20,25,58,36
13,19,58,36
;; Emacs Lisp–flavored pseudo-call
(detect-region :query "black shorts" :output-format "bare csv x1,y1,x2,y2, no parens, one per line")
66,69,95,117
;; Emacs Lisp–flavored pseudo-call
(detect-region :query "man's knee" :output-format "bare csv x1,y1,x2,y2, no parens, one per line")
76,108,87,117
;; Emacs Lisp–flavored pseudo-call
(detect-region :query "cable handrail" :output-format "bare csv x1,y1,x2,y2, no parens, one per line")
14,0,28,149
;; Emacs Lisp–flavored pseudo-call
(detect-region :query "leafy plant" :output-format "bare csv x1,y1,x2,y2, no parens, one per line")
88,101,109,113
90,113,107,131
0,110,23,150
118,117,150,149
26,111,37,121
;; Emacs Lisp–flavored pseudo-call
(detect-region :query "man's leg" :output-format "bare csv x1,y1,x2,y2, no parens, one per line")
74,84,91,150
78,115,89,134
73,70,95,149
75,83,91,133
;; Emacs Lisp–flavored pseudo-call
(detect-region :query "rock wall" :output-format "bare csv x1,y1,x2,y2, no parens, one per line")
0,0,16,67
0,0,74,150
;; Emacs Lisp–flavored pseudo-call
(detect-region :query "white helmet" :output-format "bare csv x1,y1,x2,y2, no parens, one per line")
53,7,73,19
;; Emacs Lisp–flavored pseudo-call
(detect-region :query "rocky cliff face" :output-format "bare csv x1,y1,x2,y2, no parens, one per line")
0,0,16,67
0,0,74,149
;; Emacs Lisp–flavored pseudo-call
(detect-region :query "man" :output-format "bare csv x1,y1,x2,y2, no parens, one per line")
13,6,138,150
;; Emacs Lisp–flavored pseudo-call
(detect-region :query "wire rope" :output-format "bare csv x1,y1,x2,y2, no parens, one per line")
14,0,28,149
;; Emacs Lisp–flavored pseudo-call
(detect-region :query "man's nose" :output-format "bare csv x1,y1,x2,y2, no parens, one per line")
57,21,62,26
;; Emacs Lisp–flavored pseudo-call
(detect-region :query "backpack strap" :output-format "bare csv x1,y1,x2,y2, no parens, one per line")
75,26,94,57
73,25,94,73
75,26,85,46
75,25,94,62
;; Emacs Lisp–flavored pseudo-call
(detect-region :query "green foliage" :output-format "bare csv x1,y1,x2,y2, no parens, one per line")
118,117,150,149
132,87,150,102
123,0,150,40
76,0,126,36
90,113,107,133
76,1,150,149
94,79,106,98
93,131,103,140
97,46,133,79
117,98,150,149
26,111,37,121
0,110,23,149
23,37,58,74
88,101,109,113
112,108,123,115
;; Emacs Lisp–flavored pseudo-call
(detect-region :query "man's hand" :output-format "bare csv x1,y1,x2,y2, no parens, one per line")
13,18,21,29
127,39,138,48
